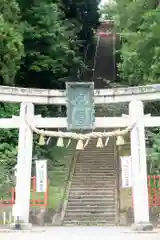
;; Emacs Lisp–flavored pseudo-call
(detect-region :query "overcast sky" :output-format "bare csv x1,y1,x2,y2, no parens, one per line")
100,0,114,5
101,0,108,4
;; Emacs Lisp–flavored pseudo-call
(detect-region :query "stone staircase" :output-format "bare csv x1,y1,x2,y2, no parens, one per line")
63,137,118,226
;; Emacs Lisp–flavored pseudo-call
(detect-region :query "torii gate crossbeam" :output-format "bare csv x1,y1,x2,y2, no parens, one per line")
0,84,160,104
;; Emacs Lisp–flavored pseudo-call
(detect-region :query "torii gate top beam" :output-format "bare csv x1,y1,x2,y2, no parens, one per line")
1,84,160,104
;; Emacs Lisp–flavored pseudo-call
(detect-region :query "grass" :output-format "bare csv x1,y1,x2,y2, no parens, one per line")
47,141,75,209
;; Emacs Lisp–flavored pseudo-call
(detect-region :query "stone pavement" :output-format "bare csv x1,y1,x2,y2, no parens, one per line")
0,227,160,240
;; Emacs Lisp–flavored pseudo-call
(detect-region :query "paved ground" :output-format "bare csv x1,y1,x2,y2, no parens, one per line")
0,227,160,240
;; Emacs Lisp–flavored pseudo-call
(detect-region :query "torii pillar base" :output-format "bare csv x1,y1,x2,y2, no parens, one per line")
131,223,153,231
9,222,32,230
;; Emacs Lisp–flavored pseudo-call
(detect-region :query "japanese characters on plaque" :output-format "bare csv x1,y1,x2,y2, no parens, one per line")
66,82,95,130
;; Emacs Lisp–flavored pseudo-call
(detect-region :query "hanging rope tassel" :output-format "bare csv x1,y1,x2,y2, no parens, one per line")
96,137,103,148
46,137,51,145
84,139,90,149
105,137,110,146
116,135,125,146
57,137,64,147
76,140,84,150
66,139,71,148
38,135,45,146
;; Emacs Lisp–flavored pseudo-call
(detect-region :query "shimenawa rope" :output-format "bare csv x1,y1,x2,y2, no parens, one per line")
26,119,136,150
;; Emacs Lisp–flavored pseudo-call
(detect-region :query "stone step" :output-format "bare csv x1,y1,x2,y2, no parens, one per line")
67,196,116,202
67,205,115,210
63,221,115,226
76,162,116,167
75,168,116,174
70,188,116,195
75,164,115,167
80,151,114,154
68,197,115,202
73,176,116,180
74,177,115,181
69,194,115,198
75,166,115,169
71,180,116,184
66,207,115,211
78,152,114,155
68,201,115,205
75,164,116,167
78,156,114,159
74,172,116,176
71,182,116,186
69,195,115,200
64,216,116,221
75,165,115,169
77,158,114,162
65,212,116,216
67,205,115,209
74,171,116,174
66,207,116,212
73,172,116,176
78,149,114,152
64,213,116,222
68,194,115,198
75,165,115,168
72,177,116,181
71,183,116,187
74,174,116,177
71,186,116,189
66,201,115,207
70,184,116,188
75,169,116,172
67,200,115,205
72,180,116,183
67,197,115,202
69,190,115,195
78,153,114,155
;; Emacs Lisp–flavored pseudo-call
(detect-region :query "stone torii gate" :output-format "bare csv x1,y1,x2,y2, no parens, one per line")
1,84,160,230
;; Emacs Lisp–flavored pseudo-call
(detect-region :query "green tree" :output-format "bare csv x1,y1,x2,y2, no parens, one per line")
61,0,100,44
0,0,24,85
101,0,160,86
61,0,100,78
16,0,81,89
0,103,19,192
147,130,160,175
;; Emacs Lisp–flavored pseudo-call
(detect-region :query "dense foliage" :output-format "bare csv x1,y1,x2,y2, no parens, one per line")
0,0,100,88
0,103,19,192
16,0,81,88
0,0,24,85
101,0,160,86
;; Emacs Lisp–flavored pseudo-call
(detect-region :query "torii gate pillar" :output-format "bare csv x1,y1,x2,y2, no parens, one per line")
11,102,34,229
129,100,153,231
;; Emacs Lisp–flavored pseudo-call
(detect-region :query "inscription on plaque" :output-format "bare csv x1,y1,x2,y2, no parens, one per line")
66,82,95,130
